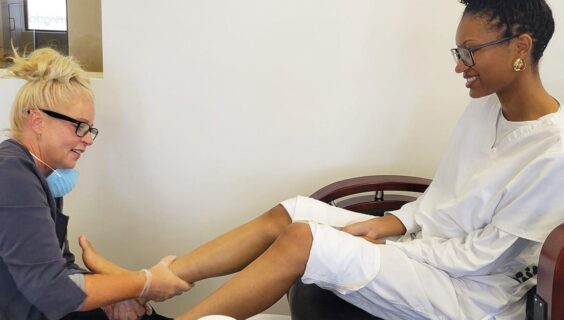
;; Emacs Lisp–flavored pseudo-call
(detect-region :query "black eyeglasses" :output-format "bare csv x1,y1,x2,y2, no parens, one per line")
451,35,517,67
39,108,99,140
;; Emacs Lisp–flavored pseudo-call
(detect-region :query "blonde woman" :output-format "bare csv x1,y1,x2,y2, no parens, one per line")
0,48,190,320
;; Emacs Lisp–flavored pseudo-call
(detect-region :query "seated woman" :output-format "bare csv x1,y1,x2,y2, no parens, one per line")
82,0,564,319
0,48,190,320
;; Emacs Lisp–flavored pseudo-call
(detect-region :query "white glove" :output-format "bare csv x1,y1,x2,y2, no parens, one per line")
102,299,150,320
140,255,192,302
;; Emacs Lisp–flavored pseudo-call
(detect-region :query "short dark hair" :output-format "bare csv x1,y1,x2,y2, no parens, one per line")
459,0,555,65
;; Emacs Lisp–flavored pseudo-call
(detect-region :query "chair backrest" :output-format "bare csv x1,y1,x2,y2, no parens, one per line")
310,175,431,216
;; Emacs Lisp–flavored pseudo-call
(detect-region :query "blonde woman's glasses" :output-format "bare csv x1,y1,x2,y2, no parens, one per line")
39,108,99,140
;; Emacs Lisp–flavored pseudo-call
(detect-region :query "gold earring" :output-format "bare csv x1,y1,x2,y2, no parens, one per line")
513,58,526,72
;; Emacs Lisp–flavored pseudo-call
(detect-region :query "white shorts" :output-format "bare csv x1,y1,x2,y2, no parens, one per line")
280,196,466,320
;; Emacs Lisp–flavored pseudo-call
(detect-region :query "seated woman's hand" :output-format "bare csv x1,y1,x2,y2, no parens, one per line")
341,215,407,244
79,235,131,274
341,218,385,244
142,255,192,302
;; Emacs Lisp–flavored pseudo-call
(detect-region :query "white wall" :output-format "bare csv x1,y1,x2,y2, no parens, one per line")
1,0,563,316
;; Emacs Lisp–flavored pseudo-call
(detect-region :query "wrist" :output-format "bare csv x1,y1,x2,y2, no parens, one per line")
379,215,407,237
138,269,152,299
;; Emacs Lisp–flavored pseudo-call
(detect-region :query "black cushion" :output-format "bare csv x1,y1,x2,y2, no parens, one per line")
288,280,383,320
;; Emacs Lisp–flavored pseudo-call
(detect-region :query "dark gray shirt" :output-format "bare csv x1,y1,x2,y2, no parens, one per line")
0,139,86,320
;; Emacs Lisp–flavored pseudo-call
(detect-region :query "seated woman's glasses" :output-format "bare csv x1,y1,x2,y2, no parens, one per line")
451,35,517,67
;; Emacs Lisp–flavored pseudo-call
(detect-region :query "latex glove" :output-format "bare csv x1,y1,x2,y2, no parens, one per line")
102,299,150,320
142,255,192,302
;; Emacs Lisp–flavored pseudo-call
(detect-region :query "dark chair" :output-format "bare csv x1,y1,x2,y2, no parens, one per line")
287,175,564,320
533,223,564,320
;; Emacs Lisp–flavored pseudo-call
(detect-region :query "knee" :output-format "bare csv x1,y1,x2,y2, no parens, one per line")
259,204,292,238
276,223,313,263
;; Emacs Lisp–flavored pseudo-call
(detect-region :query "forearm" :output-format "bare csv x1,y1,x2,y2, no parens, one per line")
80,272,145,311
388,225,526,276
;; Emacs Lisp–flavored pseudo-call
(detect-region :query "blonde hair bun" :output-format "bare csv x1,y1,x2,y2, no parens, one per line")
9,47,89,85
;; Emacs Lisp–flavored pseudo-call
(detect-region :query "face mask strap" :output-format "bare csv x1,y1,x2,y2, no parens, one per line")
29,152,60,177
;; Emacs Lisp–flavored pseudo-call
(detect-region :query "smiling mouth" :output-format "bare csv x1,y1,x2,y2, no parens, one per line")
465,76,478,88
72,149,84,156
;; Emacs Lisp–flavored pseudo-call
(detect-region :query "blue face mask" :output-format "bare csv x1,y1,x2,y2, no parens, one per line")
46,169,79,198
30,152,79,198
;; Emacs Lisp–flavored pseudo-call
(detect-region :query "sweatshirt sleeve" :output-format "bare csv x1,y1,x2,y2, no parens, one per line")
386,197,422,235
0,156,85,319
491,152,564,243
386,223,535,277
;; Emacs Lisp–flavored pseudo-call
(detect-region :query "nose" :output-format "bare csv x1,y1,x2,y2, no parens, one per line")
81,133,95,146
454,59,469,74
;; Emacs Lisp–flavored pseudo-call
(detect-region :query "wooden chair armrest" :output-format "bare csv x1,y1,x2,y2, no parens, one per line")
310,175,432,203
536,223,564,320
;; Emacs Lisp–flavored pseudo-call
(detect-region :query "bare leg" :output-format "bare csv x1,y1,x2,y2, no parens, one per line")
176,222,313,320
170,204,292,283
80,203,300,318
80,204,292,282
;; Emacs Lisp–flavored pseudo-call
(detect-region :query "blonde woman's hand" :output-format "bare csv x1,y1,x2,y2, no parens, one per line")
143,255,192,302
103,299,150,320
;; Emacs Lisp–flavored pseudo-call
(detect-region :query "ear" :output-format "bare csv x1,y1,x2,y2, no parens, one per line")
514,33,533,59
27,109,45,136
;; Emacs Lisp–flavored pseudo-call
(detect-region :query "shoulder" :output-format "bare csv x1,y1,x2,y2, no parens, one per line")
548,106,564,140
529,106,564,154
0,140,48,206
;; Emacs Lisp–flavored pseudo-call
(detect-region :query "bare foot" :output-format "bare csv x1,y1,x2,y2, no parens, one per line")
79,235,130,274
